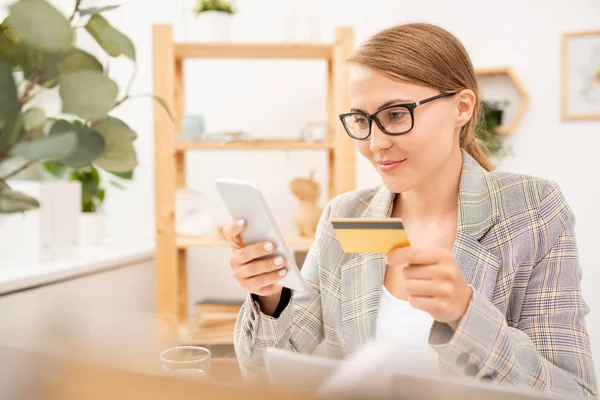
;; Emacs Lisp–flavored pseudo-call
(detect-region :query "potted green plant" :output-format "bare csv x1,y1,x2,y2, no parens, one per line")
476,100,511,163
0,0,173,259
190,0,236,42
0,0,173,215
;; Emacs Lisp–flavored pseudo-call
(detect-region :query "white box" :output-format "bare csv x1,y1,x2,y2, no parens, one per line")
0,181,81,266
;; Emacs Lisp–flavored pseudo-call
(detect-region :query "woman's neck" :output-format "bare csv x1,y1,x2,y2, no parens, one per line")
393,148,463,222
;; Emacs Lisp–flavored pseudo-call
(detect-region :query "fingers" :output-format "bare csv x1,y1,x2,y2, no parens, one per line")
402,265,437,280
387,246,449,266
404,279,452,297
222,219,247,249
232,255,286,280
230,240,276,267
239,269,288,294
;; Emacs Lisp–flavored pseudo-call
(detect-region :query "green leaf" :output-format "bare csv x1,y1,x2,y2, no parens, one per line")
0,60,19,152
50,119,105,167
0,181,39,213
78,5,120,16
13,43,62,87
12,131,77,161
42,160,69,178
151,95,175,123
59,71,118,120
85,14,135,60
22,107,46,132
92,116,138,173
0,35,18,68
7,0,73,53
71,167,100,196
0,18,19,68
58,48,103,73
110,169,133,180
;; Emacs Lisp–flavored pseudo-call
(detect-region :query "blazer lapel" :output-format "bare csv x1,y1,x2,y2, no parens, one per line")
340,186,395,356
452,151,501,300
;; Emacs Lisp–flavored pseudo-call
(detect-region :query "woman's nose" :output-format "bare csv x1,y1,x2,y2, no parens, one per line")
369,123,393,153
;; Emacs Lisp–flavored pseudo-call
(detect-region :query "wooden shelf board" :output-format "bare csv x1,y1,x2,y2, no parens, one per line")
175,139,333,151
174,42,334,60
177,235,314,249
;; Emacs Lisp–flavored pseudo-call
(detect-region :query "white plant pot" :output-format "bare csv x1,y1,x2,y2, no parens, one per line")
80,213,105,246
189,11,233,42
0,181,80,265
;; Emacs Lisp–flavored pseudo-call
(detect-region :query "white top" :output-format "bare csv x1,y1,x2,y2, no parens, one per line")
375,284,440,376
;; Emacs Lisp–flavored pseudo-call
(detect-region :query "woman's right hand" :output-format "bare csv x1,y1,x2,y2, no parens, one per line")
223,219,286,308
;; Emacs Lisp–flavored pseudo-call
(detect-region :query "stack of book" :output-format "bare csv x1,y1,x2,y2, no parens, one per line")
185,299,244,347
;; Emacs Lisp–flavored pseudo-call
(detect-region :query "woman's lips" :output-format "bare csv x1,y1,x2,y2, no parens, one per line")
377,159,406,172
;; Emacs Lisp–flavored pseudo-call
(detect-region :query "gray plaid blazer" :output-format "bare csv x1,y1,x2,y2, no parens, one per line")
234,151,598,399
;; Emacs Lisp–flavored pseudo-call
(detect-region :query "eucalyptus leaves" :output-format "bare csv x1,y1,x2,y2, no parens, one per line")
0,0,173,213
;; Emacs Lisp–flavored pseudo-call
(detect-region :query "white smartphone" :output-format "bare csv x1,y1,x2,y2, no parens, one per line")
215,178,307,292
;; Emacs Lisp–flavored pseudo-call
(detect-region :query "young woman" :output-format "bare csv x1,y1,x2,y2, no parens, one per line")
222,23,597,398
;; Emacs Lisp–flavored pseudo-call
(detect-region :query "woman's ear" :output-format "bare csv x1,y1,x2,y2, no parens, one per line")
454,89,476,129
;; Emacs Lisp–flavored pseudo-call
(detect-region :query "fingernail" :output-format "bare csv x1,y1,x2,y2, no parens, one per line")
236,219,245,228
264,242,274,252
277,269,287,277
274,256,283,266
383,255,388,265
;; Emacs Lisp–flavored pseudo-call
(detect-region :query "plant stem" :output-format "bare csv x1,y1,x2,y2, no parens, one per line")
0,159,37,181
69,0,82,23
19,69,44,107
112,94,130,110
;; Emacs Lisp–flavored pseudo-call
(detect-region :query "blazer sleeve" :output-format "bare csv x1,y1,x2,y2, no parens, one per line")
429,183,598,399
233,202,331,381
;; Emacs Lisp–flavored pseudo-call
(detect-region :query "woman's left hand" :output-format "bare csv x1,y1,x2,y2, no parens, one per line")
387,246,473,330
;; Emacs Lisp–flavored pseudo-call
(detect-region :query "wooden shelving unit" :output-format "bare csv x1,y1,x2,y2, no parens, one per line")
152,24,356,345
175,139,334,152
176,235,314,249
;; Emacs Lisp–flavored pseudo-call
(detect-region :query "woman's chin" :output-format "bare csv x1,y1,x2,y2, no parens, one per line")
380,174,414,194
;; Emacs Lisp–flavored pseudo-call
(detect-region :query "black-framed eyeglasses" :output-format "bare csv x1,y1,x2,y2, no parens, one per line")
338,91,457,140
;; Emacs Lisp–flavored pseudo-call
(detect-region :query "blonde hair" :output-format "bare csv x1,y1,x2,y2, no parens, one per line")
345,23,494,171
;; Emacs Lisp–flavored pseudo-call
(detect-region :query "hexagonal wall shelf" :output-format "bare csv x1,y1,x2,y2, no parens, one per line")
475,67,529,135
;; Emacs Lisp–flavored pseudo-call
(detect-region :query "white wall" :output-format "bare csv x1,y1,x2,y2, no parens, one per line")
2,0,599,376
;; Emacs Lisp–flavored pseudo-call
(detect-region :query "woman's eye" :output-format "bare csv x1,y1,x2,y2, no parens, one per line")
388,111,408,120
354,117,368,126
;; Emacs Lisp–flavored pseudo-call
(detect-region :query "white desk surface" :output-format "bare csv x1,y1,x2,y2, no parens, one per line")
0,237,155,295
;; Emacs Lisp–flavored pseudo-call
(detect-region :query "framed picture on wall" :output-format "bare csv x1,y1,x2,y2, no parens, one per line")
562,30,600,120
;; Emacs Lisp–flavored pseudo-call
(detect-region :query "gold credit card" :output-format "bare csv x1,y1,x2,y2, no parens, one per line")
330,218,410,254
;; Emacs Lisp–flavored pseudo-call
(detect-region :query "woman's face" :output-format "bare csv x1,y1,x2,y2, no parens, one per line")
347,65,473,194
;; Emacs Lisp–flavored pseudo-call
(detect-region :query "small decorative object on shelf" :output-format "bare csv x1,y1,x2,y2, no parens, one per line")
175,188,216,237
190,0,237,42
181,114,205,139
290,171,322,237
300,122,328,143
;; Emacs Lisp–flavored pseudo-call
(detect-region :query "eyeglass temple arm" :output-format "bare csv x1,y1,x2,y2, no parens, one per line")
416,91,457,107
